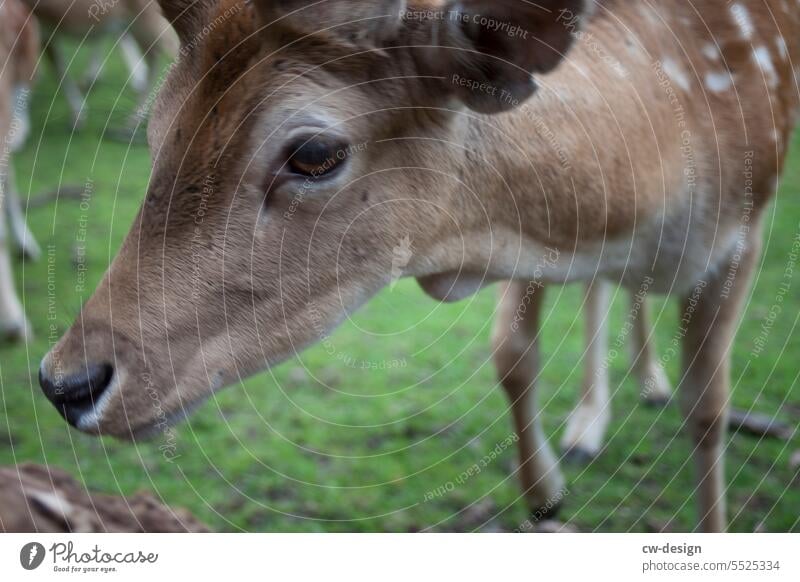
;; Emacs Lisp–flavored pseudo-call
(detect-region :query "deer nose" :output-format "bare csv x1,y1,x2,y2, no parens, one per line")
39,363,114,426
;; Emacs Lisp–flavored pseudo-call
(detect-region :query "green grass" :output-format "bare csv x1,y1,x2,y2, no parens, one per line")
1,41,798,532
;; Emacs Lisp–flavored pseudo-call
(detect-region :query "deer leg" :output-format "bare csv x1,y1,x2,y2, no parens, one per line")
104,42,159,141
123,14,175,132
561,280,611,463
631,295,672,406
679,228,760,532
3,165,40,261
44,43,86,131
0,174,31,342
492,281,566,520
119,34,148,95
80,42,104,92
7,85,31,152
130,48,159,127
103,48,159,142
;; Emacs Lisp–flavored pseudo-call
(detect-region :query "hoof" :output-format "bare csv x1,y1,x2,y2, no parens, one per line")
529,501,562,523
563,446,597,466
534,519,578,533
642,394,671,408
0,319,32,344
17,242,41,263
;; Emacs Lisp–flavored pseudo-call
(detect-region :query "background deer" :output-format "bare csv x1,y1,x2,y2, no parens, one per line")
23,0,178,130
0,463,208,532
1,0,40,341
39,0,799,532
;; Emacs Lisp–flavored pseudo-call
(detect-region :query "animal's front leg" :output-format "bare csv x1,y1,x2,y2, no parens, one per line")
561,281,612,463
118,34,149,95
679,224,761,532
492,281,566,521
120,11,177,138
3,165,40,261
45,43,87,131
0,175,31,342
80,43,105,92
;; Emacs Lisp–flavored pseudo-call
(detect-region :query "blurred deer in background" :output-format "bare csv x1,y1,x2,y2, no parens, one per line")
40,0,799,531
0,463,209,532
23,0,178,130
1,0,40,341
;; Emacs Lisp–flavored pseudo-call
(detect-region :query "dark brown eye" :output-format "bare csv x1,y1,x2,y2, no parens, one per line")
288,139,348,177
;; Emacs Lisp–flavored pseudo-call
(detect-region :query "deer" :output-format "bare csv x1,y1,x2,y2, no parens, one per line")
38,0,799,532
22,0,178,131
1,0,40,341
0,463,208,532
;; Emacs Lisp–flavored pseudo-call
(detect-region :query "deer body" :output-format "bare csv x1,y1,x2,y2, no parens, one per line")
40,0,800,531
23,0,178,129
26,0,132,36
420,7,793,293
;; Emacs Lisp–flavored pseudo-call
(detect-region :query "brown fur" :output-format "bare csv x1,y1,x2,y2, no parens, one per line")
41,0,800,530
0,463,208,532
1,0,39,86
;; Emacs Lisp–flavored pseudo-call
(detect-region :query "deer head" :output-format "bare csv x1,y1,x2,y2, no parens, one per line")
39,0,589,437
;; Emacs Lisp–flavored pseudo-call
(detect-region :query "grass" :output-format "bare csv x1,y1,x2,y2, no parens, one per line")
1,40,798,533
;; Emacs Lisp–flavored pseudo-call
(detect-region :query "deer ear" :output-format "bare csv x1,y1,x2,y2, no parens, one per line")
422,0,591,114
254,0,407,48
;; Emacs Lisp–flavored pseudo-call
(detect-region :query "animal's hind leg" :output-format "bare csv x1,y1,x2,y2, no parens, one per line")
123,11,177,132
108,48,158,139
561,281,611,462
0,174,31,342
492,281,566,520
4,165,40,261
631,295,672,405
44,43,86,130
80,42,104,92
119,34,148,94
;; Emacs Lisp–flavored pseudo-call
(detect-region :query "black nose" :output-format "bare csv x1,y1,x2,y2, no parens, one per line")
39,364,114,426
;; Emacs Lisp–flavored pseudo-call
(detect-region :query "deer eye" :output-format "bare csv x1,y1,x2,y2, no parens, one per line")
287,138,348,178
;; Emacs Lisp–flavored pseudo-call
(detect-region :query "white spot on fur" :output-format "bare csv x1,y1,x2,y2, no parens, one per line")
771,129,784,151
752,46,779,87
574,63,590,78
702,43,721,60
705,71,733,93
641,5,661,27
776,35,789,60
662,57,691,91
730,3,755,40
